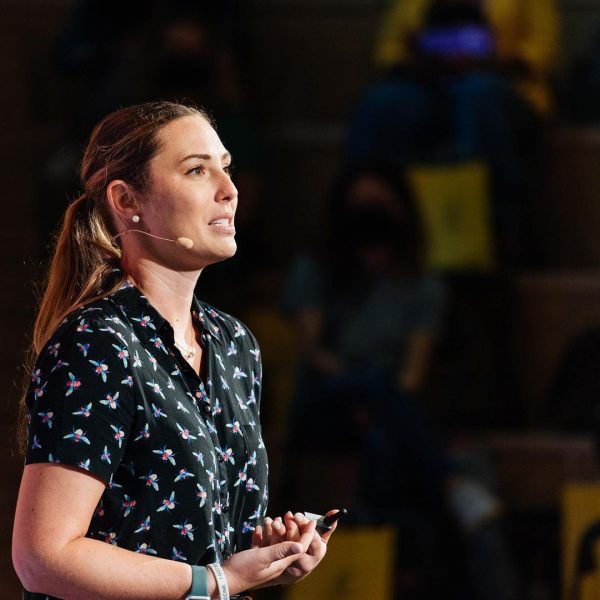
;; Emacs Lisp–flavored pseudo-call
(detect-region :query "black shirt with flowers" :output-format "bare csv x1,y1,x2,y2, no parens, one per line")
24,280,268,599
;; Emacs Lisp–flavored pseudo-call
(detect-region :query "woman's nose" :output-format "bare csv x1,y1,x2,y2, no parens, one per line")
217,170,238,203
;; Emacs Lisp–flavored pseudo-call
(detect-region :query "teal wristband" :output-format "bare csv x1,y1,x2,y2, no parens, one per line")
186,565,209,600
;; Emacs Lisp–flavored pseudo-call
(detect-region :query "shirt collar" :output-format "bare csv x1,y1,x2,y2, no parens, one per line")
107,278,219,348
108,281,173,344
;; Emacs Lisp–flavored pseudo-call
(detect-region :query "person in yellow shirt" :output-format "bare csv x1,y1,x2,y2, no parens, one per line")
346,0,560,260
375,0,559,115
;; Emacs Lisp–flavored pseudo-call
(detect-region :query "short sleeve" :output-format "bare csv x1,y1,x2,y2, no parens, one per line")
409,276,447,333
281,254,324,315
25,310,136,483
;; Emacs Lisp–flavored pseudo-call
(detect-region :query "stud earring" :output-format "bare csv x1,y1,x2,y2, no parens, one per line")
132,215,140,223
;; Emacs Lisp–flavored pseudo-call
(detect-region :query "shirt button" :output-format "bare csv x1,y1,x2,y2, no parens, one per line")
222,504,229,513
202,404,211,414
222,551,231,560
217,454,224,462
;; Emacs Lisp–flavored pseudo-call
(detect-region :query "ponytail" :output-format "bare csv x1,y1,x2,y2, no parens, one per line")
32,100,206,351
18,100,206,454
17,192,125,454
32,192,125,354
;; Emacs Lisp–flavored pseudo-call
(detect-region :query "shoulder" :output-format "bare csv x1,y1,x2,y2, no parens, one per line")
39,297,132,364
59,297,128,334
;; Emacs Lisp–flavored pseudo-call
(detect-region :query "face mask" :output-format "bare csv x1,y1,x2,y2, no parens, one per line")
339,205,400,247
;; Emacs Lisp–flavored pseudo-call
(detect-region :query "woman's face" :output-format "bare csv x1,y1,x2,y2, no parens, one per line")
141,114,238,269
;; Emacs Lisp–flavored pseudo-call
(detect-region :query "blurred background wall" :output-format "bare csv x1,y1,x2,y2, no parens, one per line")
5,1,600,598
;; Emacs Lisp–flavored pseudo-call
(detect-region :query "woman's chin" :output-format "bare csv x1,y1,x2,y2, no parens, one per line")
201,242,238,266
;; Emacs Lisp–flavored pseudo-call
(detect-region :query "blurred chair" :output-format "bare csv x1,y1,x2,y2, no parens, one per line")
244,306,298,435
409,160,494,272
562,483,600,600
282,527,396,600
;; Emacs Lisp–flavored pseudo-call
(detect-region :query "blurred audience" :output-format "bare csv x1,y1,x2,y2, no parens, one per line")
346,0,560,264
38,0,269,315
42,0,263,293
547,328,600,451
562,27,600,125
283,162,516,598
283,162,446,444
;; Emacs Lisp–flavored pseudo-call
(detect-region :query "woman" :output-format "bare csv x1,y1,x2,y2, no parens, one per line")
12,101,335,599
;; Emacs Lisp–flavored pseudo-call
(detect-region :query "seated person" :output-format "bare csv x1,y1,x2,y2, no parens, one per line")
283,163,517,598
283,162,446,452
346,0,560,259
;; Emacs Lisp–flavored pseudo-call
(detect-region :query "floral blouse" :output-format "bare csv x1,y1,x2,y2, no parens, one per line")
24,280,268,599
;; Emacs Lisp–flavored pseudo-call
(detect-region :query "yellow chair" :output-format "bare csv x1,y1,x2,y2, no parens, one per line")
283,527,396,600
562,483,600,600
409,161,495,272
243,306,298,432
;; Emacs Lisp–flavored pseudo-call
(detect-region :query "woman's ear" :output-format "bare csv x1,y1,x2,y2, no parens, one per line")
106,180,139,223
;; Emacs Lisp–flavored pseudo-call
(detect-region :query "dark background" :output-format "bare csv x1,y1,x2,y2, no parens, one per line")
4,1,600,598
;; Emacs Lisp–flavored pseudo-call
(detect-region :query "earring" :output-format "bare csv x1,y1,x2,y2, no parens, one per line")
132,215,140,223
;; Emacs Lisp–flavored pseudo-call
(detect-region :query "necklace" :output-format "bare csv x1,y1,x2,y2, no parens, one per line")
174,322,196,360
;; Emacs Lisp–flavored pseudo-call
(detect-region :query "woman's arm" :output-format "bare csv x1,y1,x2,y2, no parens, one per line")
13,463,311,599
13,463,194,599
398,331,437,394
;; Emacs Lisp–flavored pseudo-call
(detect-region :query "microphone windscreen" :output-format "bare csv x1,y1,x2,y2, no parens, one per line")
176,237,194,249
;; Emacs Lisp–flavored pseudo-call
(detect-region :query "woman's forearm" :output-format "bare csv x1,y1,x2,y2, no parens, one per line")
399,332,436,393
16,535,206,600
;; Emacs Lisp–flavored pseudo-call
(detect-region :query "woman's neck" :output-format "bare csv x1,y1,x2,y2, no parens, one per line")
123,258,201,338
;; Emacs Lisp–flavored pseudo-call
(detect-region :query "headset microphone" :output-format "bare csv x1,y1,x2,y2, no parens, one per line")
113,228,194,249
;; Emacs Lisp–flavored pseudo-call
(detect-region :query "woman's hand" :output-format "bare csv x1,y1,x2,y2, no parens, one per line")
220,524,313,595
251,510,339,586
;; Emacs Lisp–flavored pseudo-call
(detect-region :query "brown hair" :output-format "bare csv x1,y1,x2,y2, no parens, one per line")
34,101,209,352
20,101,209,451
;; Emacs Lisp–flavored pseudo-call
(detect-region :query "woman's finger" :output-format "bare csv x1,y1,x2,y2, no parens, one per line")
251,525,263,550
284,511,299,541
293,511,309,529
297,517,316,549
319,509,340,544
256,539,305,571
307,530,328,557
272,516,287,543
263,517,273,546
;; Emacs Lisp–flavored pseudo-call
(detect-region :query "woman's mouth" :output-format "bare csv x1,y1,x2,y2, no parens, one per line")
208,216,235,235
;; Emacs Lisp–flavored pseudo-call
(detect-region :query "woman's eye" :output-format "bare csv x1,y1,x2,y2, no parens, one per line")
223,164,235,176
186,165,205,176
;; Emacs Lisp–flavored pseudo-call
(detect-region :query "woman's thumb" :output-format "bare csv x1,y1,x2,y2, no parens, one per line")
266,540,304,562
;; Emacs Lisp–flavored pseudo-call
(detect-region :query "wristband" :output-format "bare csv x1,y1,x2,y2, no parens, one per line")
207,562,230,600
186,565,210,600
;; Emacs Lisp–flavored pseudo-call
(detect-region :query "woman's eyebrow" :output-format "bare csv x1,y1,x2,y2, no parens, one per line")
179,152,231,163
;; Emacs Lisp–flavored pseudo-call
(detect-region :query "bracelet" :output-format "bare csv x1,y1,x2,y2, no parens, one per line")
186,565,210,600
207,562,230,600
